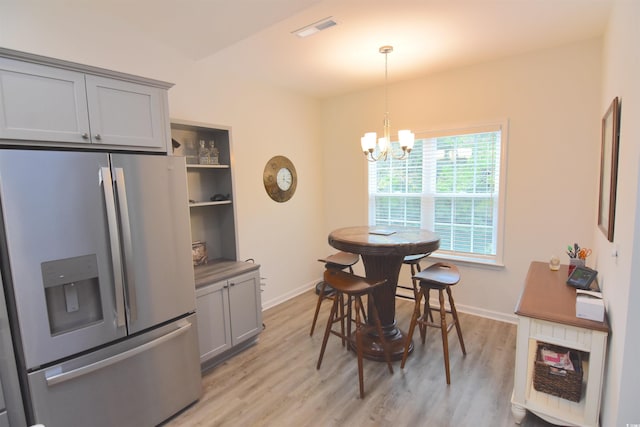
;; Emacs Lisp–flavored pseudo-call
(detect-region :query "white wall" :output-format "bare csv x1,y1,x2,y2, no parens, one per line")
322,39,603,320
168,55,326,308
597,0,640,425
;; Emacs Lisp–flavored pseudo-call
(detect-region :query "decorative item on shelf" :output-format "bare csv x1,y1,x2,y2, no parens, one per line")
549,255,560,271
566,243,591,276
360,45,415,162
192,241,208,266
198,140,210,165
185,139,198,164
209,140,219,165
210,193,230,202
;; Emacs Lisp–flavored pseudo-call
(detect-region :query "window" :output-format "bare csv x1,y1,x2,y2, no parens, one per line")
368,122,507,265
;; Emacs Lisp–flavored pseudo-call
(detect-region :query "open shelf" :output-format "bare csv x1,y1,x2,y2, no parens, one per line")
186,164,230,169
189,200,232,208
171,119,238,266
524,339,590,426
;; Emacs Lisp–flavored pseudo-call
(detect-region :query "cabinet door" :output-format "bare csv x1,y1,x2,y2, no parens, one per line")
195,281,232,363
85,75,167,150
0,57,91,143
228,271,262,345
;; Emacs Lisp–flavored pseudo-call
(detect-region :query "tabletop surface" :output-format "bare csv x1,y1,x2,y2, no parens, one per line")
515,261,610,333
329,226,440,257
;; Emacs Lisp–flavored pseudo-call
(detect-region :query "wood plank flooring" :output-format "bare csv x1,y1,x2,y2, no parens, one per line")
165,290,555,427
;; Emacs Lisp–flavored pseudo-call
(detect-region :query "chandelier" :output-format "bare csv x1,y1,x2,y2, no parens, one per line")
361,45,415,162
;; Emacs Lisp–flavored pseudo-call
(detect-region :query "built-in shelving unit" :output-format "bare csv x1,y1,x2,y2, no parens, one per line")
171,119,262,369
171,120,237,264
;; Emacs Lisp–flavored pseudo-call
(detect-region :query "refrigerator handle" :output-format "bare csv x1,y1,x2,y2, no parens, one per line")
114,167,138,322
100,167,126,328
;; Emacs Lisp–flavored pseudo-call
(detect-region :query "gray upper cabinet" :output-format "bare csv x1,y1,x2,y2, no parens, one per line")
85,75,167,149
0,48,171,152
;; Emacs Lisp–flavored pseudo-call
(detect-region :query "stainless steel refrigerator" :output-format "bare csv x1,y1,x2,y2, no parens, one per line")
0,149,201,427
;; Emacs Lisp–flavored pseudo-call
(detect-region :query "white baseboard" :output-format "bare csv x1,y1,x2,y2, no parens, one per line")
262,279,518,325
397,296,517,324
454,301,517,324
262,279,319,311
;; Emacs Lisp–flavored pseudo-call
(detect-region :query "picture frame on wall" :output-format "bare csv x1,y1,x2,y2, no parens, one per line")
598,96,620,242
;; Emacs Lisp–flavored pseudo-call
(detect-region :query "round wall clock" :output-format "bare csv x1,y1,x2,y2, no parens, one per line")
263,155,297,202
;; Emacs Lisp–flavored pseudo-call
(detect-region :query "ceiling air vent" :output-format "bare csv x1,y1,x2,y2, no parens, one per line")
292,17,337,38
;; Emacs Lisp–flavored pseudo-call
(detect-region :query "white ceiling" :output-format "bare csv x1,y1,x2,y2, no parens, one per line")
53,0,614,98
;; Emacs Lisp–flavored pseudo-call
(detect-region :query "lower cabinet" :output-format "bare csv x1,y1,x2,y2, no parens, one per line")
195,267,262,366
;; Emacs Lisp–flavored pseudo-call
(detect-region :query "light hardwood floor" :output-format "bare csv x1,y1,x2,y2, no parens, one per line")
165,289,555,427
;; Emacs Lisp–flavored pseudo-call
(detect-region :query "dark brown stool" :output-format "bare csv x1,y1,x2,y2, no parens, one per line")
316,269,393,398
396,253,431,341
309,252,360,336
400,262,466,384
396,253,430,300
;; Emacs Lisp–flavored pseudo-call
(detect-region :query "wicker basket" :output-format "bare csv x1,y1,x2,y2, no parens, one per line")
532,343,583,402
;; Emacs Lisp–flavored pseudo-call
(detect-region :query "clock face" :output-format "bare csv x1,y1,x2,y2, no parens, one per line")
263,156,297,202
276,168,292,191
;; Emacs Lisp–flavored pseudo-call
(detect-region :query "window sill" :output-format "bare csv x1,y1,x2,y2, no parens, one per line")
427,251,505,269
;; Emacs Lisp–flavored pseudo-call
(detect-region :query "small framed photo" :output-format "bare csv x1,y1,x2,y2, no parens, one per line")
597,97,621,242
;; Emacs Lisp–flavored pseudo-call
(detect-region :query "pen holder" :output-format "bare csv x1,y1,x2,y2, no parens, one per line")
568,258,585,276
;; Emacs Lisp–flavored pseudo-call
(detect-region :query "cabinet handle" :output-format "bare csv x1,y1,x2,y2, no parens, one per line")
223,284,229,289
81,133,89,140
94,134,102,140
230,283,235,287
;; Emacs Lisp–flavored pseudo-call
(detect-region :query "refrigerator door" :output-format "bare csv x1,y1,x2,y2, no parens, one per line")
0,150,127,370
110,154,195,333
27,314,201,427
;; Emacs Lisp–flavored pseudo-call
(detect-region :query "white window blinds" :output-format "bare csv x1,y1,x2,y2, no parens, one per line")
368,122,507,264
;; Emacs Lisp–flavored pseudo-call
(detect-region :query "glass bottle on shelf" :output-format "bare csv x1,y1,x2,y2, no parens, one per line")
209,140,219,165
185,139,198,164
198,140,210,165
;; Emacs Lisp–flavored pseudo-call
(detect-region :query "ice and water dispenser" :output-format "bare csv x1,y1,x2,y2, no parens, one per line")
41,254,103,335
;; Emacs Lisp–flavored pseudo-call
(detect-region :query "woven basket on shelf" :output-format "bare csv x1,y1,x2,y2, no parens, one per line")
532,343,583,402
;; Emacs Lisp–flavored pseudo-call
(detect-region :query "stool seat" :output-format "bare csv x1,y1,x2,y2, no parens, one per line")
318,251,359,268
413,263,460,288
323,269,384,294
403,253,430,264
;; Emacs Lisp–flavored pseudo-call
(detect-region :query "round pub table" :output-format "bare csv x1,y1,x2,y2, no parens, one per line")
328,226,440,361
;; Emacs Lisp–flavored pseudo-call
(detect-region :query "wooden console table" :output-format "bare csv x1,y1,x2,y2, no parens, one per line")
511,261,610,426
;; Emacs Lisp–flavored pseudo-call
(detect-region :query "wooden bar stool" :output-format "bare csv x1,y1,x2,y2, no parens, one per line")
401,262,466,384
316,269,393,398
395,253,430,301
309,252,360,336
396,253,431,341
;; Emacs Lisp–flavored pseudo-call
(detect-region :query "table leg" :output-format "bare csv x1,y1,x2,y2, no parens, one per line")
359,254,413,361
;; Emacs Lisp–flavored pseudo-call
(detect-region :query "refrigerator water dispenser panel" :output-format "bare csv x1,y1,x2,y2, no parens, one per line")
41,254,103,336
